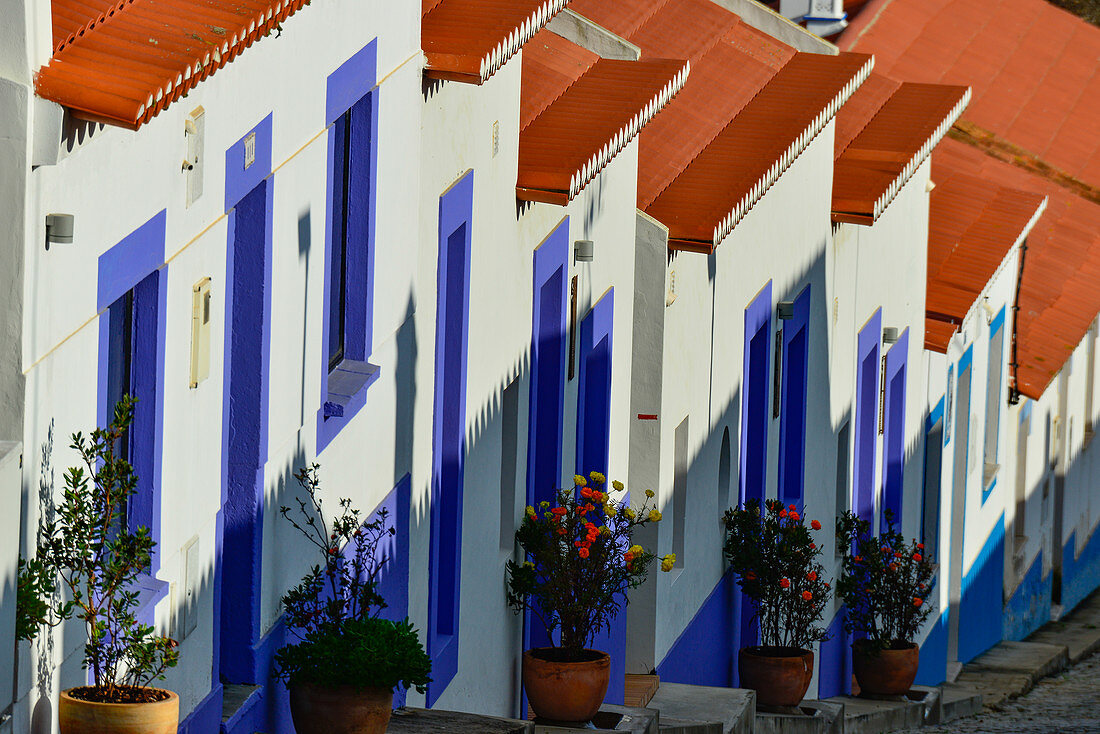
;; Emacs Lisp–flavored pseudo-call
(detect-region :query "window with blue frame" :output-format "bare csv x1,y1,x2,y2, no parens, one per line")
778,285,810,511
318,40,380,451
740,282,772,509
881,329,908,530
982,307,1006,495
854,310,881,525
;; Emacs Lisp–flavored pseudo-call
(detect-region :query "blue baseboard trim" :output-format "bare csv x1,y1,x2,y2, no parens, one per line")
1061,527,1100,614
1004,549,1050,641
655,570,737,687
914,610,947,686
178,683,222,734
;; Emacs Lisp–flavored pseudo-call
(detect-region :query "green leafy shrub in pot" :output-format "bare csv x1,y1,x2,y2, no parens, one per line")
275,464,429,733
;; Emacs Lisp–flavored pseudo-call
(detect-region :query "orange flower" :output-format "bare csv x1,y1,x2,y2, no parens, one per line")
807,571,817,581
779,578,790,589
624,551,635,562
913,553,922,562
811,520,822,530
789,511,800,521
917,543,925,550
888,563,898,571
580,487,593,498
788,504,796,511
551,507,567,516
745,571,757,580
779,509,788,518
578,547,590,558
802,590,813,601
557,527,567,536
913,597,923,607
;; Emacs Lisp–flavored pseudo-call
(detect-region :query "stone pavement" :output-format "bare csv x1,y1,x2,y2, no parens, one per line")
894,651,1100,733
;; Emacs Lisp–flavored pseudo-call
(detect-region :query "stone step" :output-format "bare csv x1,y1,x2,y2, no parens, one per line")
647,682,754,734
939,682,983,722
389,707,533,733
821,694,924,734
754,700,843,734
534,705,658,734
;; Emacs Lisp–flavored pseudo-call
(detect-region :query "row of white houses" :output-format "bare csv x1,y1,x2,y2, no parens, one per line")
1,0,1099,731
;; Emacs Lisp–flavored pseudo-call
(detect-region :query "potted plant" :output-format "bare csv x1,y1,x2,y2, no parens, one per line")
835,511,935,696
17,396,181,734
275,464,431,734
723,499,831,708
506,472,674,723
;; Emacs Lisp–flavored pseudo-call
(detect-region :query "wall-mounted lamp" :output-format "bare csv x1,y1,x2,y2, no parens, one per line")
882,326,899,344
574,239,594,263
45,213,74,250
777,301,795,320
981,296,996,325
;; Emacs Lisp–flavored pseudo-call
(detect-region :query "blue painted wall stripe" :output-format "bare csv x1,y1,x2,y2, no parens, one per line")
778,285,810,510
881,328,908,530
854,309,882,525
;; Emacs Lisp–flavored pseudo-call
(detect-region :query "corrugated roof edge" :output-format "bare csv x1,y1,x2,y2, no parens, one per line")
479,0,571,83
566,59,691,201
706,53,874,250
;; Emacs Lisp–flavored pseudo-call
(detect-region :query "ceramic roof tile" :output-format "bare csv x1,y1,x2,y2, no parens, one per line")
422,0,571,84
517,44,689,204
519,29,599,130
38,0,313,128
832,81,970,223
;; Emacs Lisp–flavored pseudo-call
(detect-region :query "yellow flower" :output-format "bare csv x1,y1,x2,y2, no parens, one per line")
523,561,535,569
599,526,611,535
648,509,662,522
629,544,644,556
589,471,606,484
623,507,636,520
574,474,587,487
661,554,676,572
540,501,550,509
612,480,625,491
525,505,536,517
644,489,655,498
604,504,617,517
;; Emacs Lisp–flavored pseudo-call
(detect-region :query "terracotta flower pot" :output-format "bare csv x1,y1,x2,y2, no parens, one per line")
852,640,919,696
288,682,393,734
523,647,610,722
738,646,814,708
58,688,179,734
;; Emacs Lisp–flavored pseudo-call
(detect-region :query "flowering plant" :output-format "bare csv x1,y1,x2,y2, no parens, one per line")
506,472,673,659
722,499,831,649
835,511,935,651
274,464,431,692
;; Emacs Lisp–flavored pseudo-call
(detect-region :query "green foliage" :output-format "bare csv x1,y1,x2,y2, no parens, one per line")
17,396,179,697
835,510,936,649
723,499,831,649
506,473,673,657
274,464,430,693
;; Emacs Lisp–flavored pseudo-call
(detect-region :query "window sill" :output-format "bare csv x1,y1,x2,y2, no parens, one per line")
317,359,380,452
133,574,169,625
981,464,999,503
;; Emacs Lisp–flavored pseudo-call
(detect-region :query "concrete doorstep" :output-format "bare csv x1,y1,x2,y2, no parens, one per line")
647,681,755,734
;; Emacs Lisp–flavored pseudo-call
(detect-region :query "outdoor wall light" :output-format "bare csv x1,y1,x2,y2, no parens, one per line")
574,239,594,263
45,213,74,250
777,301,795,320
883,326,899,344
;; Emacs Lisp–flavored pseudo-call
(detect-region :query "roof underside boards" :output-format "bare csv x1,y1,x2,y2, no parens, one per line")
934,138,1100,397
644,51,874,253
832,81,970,223
519,29,599,131
422,0,570,84
517,55,690,205
925,153,1046,351
839,0,1100,190
37,0,312,129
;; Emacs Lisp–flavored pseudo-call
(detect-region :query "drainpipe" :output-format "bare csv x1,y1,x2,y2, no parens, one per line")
1008,237,1028,405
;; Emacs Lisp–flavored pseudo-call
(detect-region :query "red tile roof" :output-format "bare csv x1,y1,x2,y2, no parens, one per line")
37,0,311,128
839,0,1100,192
833,79,970,223
423,0,570,84
840,0,1100,396
517,32,689,204
645,51,873,252
925,147,1047,351
933,138,1100,398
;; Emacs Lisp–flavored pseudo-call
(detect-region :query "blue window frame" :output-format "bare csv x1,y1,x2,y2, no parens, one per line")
778,285,810,511
881,328,908,530
576,289,614,478
982,307,1006,501
740,282,772,509
96,211,168,623
854,309,882,525
318,41,379,451
427,171,473,706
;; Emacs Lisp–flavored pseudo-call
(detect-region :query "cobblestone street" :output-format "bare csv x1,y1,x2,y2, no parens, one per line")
901,652,1100,733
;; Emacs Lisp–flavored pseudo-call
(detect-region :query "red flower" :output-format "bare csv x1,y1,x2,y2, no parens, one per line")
811,520,822,530
810,543,816,550
913,553,922,562
779,509,788,518
790,511,801,522
913,597,923,607
895,551,904,559
745,571,757,580
578,547,590,558
580,487,593,498
882,546,891,553
888,563,898,571
557,527,567,536
574,540,583,547
802,590,813,601
624,551,635,562
854,556,863,563
551,507,567,516
789,504,796,511
327,547,337,555
917,543,925,550
779,578,791,589
807,571,817,581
